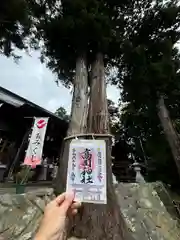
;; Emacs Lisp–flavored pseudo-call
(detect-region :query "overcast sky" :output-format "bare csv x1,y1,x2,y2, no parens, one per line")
0,50,120,113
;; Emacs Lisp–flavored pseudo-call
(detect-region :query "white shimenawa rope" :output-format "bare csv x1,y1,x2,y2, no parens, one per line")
64,133,113,141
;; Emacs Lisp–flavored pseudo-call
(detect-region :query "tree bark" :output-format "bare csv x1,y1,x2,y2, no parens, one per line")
55,55,89,240
55,54,88,191
67,53,132,240
67,55,89,136
157,96,180,178
88,53,109,133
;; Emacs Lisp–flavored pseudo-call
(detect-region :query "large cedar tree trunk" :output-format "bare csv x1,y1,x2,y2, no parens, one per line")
68,53,133,240
158,96,180,178
88,53,109,134
68,55,89,136
55,55,88,191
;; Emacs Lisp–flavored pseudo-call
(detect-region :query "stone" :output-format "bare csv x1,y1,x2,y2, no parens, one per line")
0,188,55,240
0,183,180,240
116,182,180,240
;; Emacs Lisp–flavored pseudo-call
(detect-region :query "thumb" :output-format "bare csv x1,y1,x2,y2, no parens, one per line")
60,192,74,215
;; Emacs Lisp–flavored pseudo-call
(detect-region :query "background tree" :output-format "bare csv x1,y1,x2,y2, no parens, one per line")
107,99,120,136
110,0,180,188
0,0,36,58
55,106,69,121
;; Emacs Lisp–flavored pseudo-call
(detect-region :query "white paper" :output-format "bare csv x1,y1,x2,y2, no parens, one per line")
66,139,107,204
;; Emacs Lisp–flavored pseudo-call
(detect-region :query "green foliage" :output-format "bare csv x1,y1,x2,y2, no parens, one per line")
0,0,34,56
118,103,180,186
55,106,69,121
111,0,180,186
34,0,132,86
15,165,34,184
107,99,121,137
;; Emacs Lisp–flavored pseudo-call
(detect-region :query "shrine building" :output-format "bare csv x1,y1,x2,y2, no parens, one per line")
0,86,68,182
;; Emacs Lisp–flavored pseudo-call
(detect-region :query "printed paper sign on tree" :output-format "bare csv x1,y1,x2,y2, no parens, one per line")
66,139,107,204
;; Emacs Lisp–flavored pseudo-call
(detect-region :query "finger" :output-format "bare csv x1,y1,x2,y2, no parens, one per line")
71,209,78,215
71,201,82,210
60,192,75,214
52,193,66,206
67,208,78,218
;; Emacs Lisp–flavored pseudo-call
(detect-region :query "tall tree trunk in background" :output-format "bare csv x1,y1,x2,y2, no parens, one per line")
88,53,109,133
68,55,89,135
158,96,180,178
70,53,133,240
55,55,88,192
